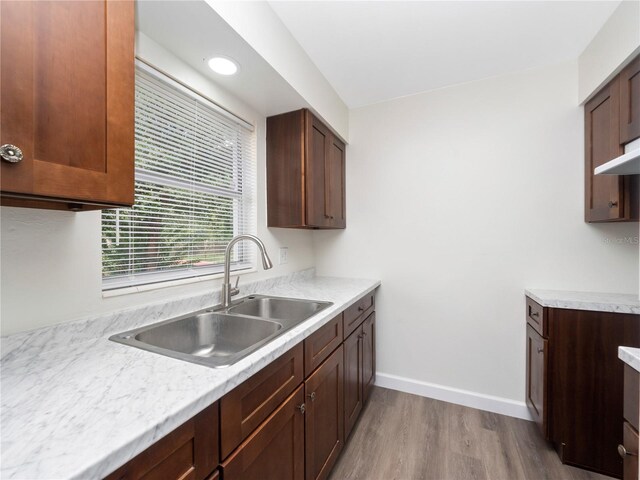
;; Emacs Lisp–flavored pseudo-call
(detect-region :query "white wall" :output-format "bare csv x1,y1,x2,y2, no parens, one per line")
0,35,315,336
578,0,640,103
207,0,349,141
313,60,639,405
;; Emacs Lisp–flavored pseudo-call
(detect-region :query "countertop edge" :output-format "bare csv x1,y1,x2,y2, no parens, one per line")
619,346,640,373
524,289,640,315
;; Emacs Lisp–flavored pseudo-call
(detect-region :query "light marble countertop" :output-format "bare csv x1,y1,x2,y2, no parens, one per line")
619,347,640,373
0,273,380,480
525,289,640,315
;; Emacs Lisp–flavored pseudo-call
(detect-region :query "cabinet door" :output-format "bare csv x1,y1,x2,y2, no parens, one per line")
326,136,346,229
621,422,639,480
620,55,640,144
305,112,332,227
0,0,134,209
106,402,218,480
344,327,363,440
584,78,629,222
221,344,303,458
222,385,305,480
549,309,639,478
362,313,376,404
305,345,344,480
525,324,547,438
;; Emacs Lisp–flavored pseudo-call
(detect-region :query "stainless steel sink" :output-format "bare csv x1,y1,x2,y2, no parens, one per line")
110,295,332,368
224,295,331,322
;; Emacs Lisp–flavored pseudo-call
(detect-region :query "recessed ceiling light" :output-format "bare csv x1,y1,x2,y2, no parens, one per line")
208,56,238,76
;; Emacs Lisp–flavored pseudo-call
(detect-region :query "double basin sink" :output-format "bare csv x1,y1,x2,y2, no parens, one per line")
110,295,333,368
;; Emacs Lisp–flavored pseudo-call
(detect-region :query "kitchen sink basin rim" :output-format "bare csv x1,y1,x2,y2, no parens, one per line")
110,294,333,369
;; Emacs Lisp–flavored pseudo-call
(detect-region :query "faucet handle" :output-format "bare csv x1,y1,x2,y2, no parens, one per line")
230,276,240,297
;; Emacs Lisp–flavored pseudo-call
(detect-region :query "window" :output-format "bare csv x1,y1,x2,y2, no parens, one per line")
101,62,256,291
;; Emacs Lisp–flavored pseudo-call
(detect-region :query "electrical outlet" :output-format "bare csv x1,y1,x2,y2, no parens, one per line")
279,247,288,265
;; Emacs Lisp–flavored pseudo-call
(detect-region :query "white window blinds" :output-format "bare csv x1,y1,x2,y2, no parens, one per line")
102,63,256,291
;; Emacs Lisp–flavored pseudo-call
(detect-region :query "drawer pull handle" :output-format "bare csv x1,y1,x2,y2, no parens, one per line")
297,403,306,414
537,347,544,354
308,392,316,402
0,144,23,163
530,311,539,318
608,201,619,208
358,306,364,312
618,444,637,458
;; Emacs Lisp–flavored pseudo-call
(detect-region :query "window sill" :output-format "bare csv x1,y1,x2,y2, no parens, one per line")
102,267,258,298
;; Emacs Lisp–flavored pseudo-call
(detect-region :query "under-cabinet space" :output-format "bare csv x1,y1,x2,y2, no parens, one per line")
0,0,134,210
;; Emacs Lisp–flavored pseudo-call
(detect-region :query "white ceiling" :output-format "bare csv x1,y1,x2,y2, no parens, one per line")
269,1,622,108
136,1,307,117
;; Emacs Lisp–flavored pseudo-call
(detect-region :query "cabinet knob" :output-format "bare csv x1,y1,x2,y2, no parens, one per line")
530,311,539,318
608,201,619,208
308,392,316,402
618,444,637,458
0,144,23,163
324,214,334,219
297,403,306,414
358,306,364,312
537,347,544,354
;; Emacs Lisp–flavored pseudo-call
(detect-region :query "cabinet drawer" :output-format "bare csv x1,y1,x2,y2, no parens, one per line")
221,385,305,480
624,365,639,431
106,402,218,480
344,294,374,338
220,344,304,459
304,313,343,377
525,297,546,337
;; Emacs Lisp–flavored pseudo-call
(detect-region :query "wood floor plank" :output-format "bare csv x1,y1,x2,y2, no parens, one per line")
329,386,614,480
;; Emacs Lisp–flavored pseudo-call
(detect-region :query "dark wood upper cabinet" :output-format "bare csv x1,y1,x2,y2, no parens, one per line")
267,109,346,229
620,55,640,144
584,55,639,223
0,0,134,211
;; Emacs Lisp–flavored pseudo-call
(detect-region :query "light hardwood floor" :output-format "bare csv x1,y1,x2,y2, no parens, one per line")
329,386,613,480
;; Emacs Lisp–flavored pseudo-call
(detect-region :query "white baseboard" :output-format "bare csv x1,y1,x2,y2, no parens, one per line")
375,372,533,421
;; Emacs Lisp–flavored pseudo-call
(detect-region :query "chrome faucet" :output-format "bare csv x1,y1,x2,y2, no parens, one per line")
221,234,273,308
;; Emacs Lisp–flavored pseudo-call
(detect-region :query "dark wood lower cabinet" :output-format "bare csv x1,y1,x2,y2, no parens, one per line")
344,311,376,439
220,344,304,458
622,365,639,480
525,324,547,437
525,297,640,479
344,325,363,440
221,385,305,480
106,292,377,480
105,402,218,480
362,313,375,403
305,345,344,480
